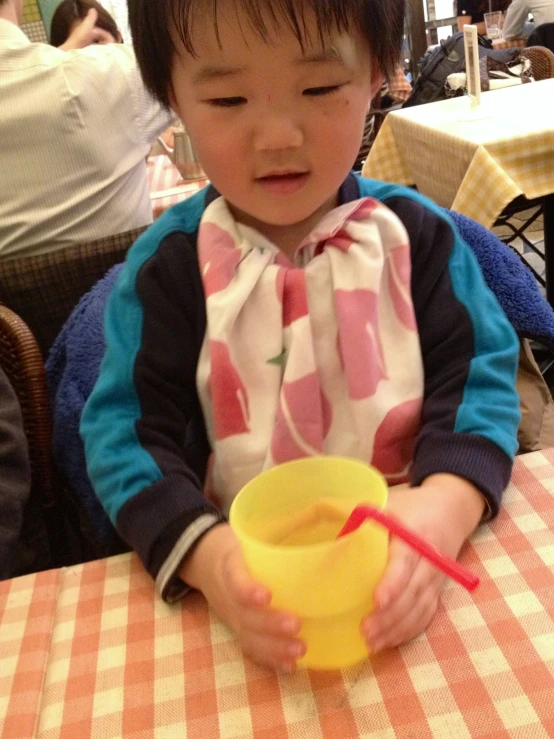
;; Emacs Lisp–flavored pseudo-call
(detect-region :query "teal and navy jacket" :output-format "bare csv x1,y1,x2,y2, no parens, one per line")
80,175,521,601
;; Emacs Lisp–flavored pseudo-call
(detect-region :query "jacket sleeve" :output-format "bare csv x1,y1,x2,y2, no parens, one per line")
80,226,224,602
384,197,520,517
0,368,31,580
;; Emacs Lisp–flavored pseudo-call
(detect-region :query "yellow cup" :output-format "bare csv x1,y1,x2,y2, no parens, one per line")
229,457,388,670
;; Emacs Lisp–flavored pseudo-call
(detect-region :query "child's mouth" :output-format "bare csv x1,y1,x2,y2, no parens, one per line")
256,172,309,196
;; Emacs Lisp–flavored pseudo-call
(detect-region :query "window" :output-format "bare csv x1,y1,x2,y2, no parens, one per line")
98,0,132,44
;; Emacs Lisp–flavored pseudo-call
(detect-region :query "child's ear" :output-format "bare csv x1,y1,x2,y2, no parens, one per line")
167,84,181,118
370,68,385,100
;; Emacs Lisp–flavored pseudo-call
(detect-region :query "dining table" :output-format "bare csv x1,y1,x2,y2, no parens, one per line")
362,78,554,305
491,38,527,50
3,448,554,738
147,154,208,220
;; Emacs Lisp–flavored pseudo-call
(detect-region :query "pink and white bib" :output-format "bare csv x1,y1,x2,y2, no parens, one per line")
196,196,424,513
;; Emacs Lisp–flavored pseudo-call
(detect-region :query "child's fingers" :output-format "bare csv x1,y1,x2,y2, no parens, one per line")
240,603,302,638
224,547,272,608
372,538,419,610
375,587,439,651
363,558,443,650
240,631,306,671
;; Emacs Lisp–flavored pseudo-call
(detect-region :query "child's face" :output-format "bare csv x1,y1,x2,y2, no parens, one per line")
169,1,379,250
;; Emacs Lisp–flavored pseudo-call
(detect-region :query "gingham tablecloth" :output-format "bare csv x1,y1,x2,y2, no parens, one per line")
147,155,208,219
3,450,554,738
363,78,554,229
491,38,527,50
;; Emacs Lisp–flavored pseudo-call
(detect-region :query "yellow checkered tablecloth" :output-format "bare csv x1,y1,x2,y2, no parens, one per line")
3,449,554,737
363,78,554,229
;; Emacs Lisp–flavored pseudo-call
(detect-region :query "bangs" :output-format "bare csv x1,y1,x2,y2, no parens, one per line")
129,0,404,106
172,0,367,56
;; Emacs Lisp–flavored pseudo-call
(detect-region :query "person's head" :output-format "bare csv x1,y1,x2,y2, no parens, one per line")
130,0,405,252
50,0,121,47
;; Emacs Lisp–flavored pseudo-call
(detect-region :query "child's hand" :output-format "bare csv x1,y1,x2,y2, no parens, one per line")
180,524,305,671
361,474,486,653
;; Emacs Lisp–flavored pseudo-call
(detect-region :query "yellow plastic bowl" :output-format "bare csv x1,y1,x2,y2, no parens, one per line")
229,457,388,670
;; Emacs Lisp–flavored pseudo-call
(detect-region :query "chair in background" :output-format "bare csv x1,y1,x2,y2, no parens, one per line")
0,305,59,573
0,226,146,358
0,305,93,571
526,23,554,54
520,45,554,79
492,46,554,288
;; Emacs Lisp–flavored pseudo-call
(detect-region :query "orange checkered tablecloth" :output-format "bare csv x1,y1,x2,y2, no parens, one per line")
147,155,208,219
3,449,554,738
491,38,527,50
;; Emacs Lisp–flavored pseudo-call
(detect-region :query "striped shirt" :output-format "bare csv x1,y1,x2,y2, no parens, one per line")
0,20,174,258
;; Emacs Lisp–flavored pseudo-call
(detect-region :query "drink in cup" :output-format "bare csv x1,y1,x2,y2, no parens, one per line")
484,11,502,39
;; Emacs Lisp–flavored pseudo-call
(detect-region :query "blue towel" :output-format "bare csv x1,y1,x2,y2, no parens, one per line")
447,210,554,347
46,265,124,553
46,211,554,550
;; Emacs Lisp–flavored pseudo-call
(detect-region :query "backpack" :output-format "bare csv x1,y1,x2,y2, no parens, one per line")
403,31,520,108
527,22,554,54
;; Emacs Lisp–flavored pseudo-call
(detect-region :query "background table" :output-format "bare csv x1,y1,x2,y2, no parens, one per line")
3,449,554,738
491,38,527,50
147,155,208,219
363,79,554,303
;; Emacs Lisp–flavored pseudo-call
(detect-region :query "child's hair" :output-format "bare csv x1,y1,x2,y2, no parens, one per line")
50,0,121,47
129,0,406,108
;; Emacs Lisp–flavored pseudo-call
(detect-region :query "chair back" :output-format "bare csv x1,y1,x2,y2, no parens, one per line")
520,46,554,80
0,305,57,509
0,305,62,572
0,226,146,358
526,23,554,54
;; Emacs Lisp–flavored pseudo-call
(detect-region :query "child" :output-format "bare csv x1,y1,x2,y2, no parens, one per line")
81,0,521,672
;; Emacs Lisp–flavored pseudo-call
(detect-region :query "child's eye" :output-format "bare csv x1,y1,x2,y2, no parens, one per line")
207,97,247,107
303,85,342,96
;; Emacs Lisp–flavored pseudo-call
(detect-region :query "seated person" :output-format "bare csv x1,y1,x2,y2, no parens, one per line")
502,0,554,39
0,366,31,580
457,0,511,35
50,0,122,47
81,0,521,673
0,0,174,259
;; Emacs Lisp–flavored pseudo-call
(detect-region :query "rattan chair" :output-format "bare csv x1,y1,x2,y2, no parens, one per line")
0,304,124,569
0,305,62,571
0,306,57,508
0,226,146,358
520,46,554,80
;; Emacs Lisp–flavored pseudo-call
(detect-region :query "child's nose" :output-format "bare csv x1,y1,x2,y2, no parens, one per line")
253,110,303,152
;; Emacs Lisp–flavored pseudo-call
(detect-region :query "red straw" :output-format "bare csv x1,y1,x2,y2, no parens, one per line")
337,505,480,592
